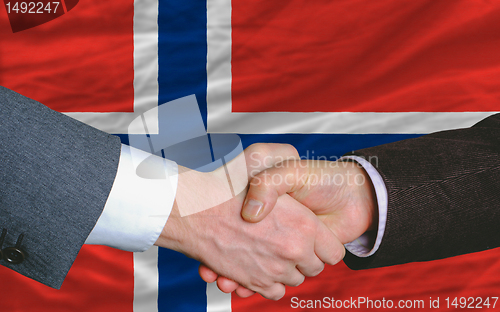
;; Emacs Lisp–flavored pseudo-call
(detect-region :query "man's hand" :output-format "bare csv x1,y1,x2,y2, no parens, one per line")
155,144,345,300
243,159,377,243
199,159,378,296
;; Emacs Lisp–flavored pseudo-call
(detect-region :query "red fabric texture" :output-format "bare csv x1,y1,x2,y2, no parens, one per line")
0,0,134,112
232,0,500,112
233,248,500,311
0,245,134,311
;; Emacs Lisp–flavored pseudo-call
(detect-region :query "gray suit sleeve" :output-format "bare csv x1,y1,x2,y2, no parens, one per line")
343,114,500,269
0,86,121,288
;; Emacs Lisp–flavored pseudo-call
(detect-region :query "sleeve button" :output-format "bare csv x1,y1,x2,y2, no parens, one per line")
3,247,25,264
3,233,26,264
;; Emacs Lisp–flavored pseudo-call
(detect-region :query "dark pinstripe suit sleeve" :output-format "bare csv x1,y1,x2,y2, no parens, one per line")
0,86,121,288
343,114,500,269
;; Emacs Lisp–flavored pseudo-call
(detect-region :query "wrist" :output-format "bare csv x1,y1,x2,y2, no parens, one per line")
154,166,240,260
355,164,378,232
154,166,206,258
155,202,186,252
341,156,385,257
339,159,378,234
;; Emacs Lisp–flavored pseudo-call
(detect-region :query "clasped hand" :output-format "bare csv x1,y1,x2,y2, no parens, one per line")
156,143,376,300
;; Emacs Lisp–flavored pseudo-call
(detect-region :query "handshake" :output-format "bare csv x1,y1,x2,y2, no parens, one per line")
155,143,378,300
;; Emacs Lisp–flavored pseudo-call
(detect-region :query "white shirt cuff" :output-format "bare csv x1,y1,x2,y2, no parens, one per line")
85,144,178,252
342,155,388,258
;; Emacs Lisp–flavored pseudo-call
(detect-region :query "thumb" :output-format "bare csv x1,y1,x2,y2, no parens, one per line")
242,160,309,222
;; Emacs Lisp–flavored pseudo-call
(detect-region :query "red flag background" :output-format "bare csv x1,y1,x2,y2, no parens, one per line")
1,0,500,311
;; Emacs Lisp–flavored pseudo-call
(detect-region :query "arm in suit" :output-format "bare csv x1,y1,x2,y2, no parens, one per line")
344,113,500,268
204,113,500,296
0,86,121,288
0,87,340,299
234,113,500,269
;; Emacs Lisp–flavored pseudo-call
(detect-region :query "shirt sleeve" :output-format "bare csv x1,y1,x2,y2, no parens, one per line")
85,144,178,252
341,155,388,258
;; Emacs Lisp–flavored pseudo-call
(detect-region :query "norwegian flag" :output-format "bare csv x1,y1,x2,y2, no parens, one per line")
1,0,500,311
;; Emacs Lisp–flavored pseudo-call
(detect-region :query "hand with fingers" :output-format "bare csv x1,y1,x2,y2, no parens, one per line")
156,144,344,300
199,157,378,297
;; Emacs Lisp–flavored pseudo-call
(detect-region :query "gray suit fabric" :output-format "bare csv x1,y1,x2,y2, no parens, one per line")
344,113,500,269
0,86,121,288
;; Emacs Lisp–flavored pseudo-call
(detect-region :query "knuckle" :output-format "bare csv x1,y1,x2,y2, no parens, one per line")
283,243,306,261
275,144,299,160
310,262,325,277
303,219,317,235
268,262,288,278
296,219,317,240
250,143,272,159
249,276,271,290
285,144,299,159
257,172,274,187
292,275,305,287
264,287,285,301
329,246,346,265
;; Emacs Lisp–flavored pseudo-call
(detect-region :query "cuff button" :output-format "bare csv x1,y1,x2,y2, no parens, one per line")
3,233,26,264
3,247,25,264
